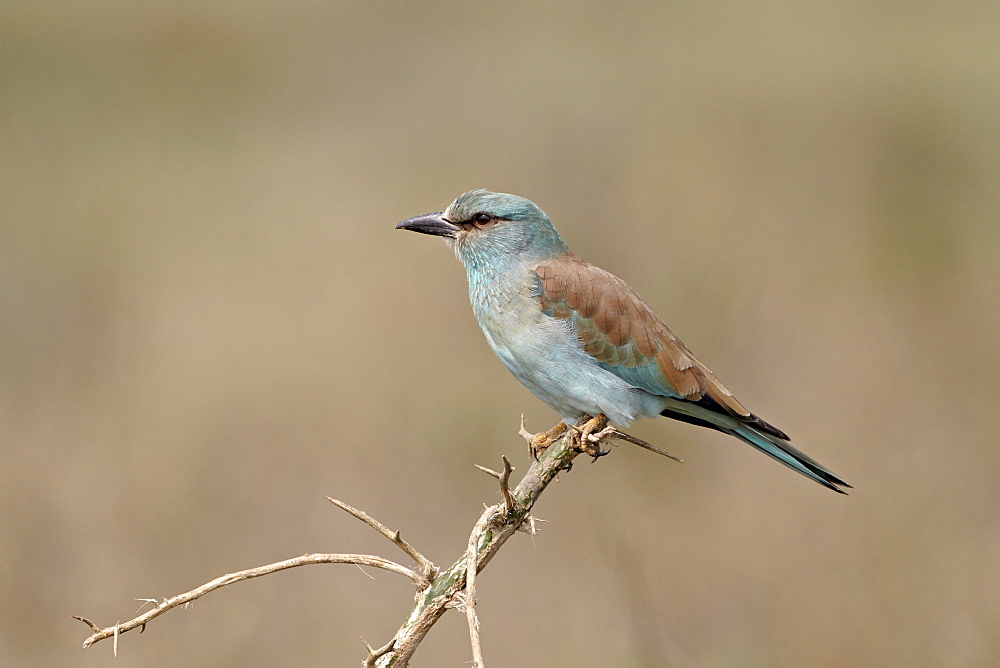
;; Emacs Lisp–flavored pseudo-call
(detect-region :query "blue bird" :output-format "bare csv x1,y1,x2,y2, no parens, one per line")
396,190,850,494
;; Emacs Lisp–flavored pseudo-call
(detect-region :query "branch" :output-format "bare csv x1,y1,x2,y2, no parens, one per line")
464,457,513,665
362,636,397,667
76,553,425,649
76,416,673,664
475,456,515,513
465,507,495,668
596,427,684,463
373,428,583,667
326,496,439,579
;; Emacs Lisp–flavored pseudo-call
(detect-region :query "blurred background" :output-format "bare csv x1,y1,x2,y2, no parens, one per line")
3,2,998,666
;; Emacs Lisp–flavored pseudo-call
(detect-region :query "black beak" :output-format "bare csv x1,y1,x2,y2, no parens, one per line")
395,212,461,238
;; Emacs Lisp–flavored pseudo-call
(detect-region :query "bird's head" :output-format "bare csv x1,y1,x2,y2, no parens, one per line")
395,189,569,269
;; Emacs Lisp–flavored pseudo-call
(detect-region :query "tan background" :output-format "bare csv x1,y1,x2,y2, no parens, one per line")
3,2,998,666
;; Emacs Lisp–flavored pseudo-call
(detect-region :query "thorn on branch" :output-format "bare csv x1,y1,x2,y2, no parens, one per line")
516,515,547,535
72,616,100,633
474,464,501,479
361,636,395,666
517,413,533,443
135,598,159,613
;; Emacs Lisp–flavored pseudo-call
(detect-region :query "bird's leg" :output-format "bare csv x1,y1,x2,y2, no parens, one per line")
569,413,611,461
518,416,568,460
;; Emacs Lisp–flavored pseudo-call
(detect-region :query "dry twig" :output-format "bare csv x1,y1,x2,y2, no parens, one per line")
597,426,684,462
497,456,515,513
369,431,586,667
474,464,502,479
326,496,438,579
77,416,674,665
362,636,396,667
76,553,425,649
464,507,496,668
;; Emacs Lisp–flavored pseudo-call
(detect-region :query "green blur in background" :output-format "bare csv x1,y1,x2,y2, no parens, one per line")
3,2,998,666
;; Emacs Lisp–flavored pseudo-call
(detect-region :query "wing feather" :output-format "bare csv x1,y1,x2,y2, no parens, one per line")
535,253,787,438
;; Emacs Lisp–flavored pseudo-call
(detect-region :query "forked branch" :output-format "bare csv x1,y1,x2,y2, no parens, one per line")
76,417,678,665
76,552,426,649
326,496,439,579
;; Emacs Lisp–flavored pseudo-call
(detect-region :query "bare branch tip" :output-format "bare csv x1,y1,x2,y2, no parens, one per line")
609,429,684,463
498,455,515,513
361,636,396,666
72,616,100,633
518,414,535,443
475,464,502,479
325,496,437,577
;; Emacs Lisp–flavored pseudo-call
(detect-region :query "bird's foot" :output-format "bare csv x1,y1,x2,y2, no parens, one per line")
518,416,569,460
569,414,612,461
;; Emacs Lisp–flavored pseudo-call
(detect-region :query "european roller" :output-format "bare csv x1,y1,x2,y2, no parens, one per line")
396,189,850,494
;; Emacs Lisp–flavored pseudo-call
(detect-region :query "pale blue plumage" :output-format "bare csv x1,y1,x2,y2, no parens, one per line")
445,193,663,426
396,190,850,493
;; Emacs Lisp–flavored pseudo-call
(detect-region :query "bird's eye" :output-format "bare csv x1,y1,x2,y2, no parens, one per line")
472,213,492,225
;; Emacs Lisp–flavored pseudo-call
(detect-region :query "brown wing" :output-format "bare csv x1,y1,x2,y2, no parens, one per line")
535,253,788,438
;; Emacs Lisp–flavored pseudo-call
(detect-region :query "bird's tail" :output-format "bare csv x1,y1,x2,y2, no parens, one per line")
659,399,851,494
724,423,851,494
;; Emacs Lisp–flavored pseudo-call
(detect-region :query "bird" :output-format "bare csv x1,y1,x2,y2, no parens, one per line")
396,189,850,494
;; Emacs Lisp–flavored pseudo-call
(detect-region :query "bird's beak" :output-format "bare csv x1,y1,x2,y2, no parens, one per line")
395,212,461,238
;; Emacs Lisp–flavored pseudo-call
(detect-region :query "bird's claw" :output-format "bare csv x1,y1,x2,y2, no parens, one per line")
518,414,613,462
519,415,568,460
588,447,611,462
568,414,612,461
